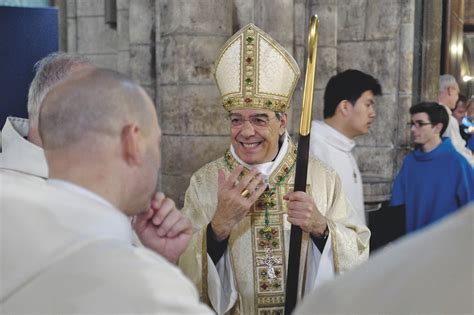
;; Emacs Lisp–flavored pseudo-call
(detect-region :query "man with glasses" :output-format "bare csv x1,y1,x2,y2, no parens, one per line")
438,74,474,164
178,24,370,314
390,102,474,234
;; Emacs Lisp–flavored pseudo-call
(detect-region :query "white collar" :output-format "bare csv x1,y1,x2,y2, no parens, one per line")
47,179,133,244
439,103,453,114
312,120,356,152
230,131,290,179
0,117,48,178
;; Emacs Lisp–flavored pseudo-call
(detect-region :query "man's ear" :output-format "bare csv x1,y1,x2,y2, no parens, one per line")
121,124,142,165
337,100,352,117
448,86,455,96
433,122,444,135
279,113,288,135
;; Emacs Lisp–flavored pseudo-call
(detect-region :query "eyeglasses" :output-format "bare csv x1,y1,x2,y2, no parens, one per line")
407,121,433,128
227,114,279,128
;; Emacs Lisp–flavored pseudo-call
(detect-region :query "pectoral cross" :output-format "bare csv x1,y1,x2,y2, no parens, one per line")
264,247,276,279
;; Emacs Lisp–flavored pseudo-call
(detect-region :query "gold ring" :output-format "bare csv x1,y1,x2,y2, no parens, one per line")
240,189,250,198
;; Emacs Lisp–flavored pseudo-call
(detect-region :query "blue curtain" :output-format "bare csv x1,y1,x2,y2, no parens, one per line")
0,5,58,127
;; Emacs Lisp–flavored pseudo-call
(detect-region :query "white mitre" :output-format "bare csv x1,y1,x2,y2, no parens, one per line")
213,24,300,112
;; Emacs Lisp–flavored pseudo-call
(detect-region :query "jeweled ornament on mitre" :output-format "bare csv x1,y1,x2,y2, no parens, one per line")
213,24,300,112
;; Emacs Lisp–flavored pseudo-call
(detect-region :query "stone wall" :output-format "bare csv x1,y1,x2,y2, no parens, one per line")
65,0,420,208
333,0,416,206
298,0,417,207
157,0,232,205
66,0,118,69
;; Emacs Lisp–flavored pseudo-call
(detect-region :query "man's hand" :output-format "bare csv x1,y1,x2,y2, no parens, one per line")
284,191,327,238
211,165,267,241
133,192,192,264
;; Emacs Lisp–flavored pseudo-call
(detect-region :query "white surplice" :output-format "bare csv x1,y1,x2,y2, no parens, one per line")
0,173,212,314
309,121,365,224
0,116,47,181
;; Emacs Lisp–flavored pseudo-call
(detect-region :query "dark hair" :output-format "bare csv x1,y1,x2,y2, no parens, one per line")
409,102,449,135
323,69,382,118
454,93,468,110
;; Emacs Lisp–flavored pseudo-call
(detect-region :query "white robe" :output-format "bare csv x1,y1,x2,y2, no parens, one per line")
179,135,370,314
0,117,47,181
294,202,474,314
0,173,212,314
440,104,474,165
309,121,365,224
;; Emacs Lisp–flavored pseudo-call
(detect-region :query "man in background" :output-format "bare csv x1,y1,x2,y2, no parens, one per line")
452,94,470,141
309,69,382,224
437,74,474,164
462,97,474,152
390,102,473,233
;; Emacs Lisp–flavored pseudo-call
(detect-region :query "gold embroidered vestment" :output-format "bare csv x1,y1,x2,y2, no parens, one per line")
179,139,370,314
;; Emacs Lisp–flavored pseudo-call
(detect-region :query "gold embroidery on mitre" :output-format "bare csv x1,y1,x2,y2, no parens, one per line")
213,24,300,112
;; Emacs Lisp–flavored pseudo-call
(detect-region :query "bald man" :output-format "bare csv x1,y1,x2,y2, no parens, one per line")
1,68,211,314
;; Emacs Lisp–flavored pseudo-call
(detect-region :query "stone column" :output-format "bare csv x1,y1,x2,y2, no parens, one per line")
116,0,131,76
157,0,233,206
129,0,155,100
307,0,338,123
414,0,443,102
66,0,77,53
72,0,118,69
58,1,68,51
395,0,417,172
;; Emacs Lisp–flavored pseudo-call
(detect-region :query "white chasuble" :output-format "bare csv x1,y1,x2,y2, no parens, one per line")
179,137,370,315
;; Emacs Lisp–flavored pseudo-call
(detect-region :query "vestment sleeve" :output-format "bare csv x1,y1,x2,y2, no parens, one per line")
178,172,213,305
308,160,370,273
326,173,370,272
178,167,238,313
455,161,474,206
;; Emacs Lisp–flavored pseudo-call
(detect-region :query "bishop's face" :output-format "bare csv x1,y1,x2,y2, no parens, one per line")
229,109,287,165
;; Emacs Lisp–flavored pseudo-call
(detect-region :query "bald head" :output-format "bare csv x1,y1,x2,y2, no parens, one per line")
39,68,155,150
438,74,460,109
39,68,161,215
439,74,458,92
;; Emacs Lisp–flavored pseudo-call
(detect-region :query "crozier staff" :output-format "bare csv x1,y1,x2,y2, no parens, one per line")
285,14,319,314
